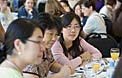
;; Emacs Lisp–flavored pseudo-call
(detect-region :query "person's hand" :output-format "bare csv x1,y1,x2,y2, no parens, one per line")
79,60,87,66
80,52,93,62
47,65,74,78
28,9,33,15
59,65,74,77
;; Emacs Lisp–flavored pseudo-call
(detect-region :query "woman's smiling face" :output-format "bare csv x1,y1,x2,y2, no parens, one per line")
24,0,34,10
43,28,58,49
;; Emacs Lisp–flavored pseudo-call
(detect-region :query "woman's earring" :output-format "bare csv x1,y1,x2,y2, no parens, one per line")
18,52,21,55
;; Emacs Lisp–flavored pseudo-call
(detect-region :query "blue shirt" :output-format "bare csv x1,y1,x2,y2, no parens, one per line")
18,6,39,19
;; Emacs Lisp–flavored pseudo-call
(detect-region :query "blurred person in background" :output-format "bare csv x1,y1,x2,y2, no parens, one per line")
11,0,19,12
58,0,73,12
99,0,116,20
0,0,15,31
73,0,88,27
45,0,66,16
82,0,106,37
112,0,122,43
18,0,38,19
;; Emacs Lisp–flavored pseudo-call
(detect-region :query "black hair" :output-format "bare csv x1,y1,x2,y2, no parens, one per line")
59,0,69,7
53,15,63,35
59,0,73,12
0,18,42,62
106,0,116,6
23,0,34,4
82,0,96,10
59,12,83,58
61,12,82,29
33,12,62,35
73,0,84,17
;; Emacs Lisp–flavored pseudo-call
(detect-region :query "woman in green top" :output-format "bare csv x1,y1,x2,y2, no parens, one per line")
0,18,44,78
0,18,72,78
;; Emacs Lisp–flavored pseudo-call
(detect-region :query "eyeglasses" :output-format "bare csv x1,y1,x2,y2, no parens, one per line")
65,25,81,31
27,39,43,44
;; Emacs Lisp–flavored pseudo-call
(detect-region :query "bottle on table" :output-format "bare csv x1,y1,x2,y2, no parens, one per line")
107,61,115,78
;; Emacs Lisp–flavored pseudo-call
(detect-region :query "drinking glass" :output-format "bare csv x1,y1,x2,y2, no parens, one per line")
84,59,101,77
110,48,120,62
90,59,101,78
92,59,101,72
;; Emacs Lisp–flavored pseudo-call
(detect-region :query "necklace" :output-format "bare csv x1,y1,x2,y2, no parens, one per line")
6,60,21,72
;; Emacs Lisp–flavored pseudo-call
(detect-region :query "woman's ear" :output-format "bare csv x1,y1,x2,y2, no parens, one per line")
89,6,93,11
14,39,23,52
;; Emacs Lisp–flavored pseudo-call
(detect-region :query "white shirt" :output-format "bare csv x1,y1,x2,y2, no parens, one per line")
83,11,107,37
99,5,113,20
68,0,79,9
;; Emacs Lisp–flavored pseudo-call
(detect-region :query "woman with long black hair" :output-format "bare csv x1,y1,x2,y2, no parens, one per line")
51,12,102,68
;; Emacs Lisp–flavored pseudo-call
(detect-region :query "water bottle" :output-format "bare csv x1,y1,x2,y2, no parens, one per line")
107,61,115,78
1,16,4,22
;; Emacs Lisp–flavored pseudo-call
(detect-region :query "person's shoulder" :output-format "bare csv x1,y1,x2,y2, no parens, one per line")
92,12,100,17
6,6,11,11
18,6,27,16
51,40,62,49
18,6,25,11
89,12,99,20
0,67,23,78
79,37,86,42
86,13,97,24
92,12,104,21
52,40,60,46
99,5,107,12
101,5,107,11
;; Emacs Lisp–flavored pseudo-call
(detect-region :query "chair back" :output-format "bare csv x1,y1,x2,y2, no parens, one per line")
85,33,118,58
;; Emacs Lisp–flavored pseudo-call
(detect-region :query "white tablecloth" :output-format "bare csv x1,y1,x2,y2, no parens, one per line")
68,58,119,78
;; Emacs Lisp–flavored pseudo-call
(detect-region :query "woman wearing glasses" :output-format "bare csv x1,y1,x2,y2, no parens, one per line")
0,18,72,78
0,18,44,78
51,12,102,68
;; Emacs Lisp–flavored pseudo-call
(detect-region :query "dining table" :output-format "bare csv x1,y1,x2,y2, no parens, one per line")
66,58,119,78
